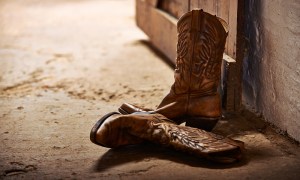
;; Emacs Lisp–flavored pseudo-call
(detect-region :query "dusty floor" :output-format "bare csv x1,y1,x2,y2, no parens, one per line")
0,0,300,179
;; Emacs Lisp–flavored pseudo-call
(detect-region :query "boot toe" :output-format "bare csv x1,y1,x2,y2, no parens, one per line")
90,112,120,147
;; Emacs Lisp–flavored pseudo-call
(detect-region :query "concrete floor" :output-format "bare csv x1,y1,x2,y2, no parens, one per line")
0,0,300,179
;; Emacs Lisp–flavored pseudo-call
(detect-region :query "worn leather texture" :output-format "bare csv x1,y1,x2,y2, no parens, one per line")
119,10,228,131
91,112,244,163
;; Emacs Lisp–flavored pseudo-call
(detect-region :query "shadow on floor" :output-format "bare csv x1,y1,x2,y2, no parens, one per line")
137,40,176,69
92,142,248,172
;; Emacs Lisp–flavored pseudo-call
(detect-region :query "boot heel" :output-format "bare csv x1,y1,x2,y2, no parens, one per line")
118,107,129,115
185,117,220,131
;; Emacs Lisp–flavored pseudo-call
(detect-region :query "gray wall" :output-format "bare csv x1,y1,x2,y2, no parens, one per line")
243,0,300,141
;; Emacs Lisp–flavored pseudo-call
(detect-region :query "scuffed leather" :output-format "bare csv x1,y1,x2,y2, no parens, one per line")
119,10,228,130
157,9,227,119
92,112,244,163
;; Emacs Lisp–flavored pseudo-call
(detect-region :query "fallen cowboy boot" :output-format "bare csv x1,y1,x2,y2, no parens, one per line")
90,112,244,163
118,9,229,131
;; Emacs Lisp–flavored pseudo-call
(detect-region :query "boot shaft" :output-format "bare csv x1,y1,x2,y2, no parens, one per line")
174,10,228,95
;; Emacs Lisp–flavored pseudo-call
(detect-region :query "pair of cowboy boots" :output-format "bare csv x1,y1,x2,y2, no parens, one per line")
90,10,244,163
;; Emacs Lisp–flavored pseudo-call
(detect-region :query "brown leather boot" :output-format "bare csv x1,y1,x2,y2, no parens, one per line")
119,9,228,131
90,112,244,163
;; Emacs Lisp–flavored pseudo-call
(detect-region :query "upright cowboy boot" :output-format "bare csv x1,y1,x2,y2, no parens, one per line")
90,112,244,163
119,9,228,131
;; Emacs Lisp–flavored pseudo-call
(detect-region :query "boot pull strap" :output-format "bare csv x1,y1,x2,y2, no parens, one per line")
217,17,229,33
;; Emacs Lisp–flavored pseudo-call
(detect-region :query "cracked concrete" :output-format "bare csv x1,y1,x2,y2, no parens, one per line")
0,0,300,179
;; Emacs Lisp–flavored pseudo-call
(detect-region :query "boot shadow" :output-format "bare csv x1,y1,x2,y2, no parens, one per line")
92,142,248,172
137,40,175,69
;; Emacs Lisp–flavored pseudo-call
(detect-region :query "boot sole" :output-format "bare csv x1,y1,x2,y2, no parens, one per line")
90,112,120,146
